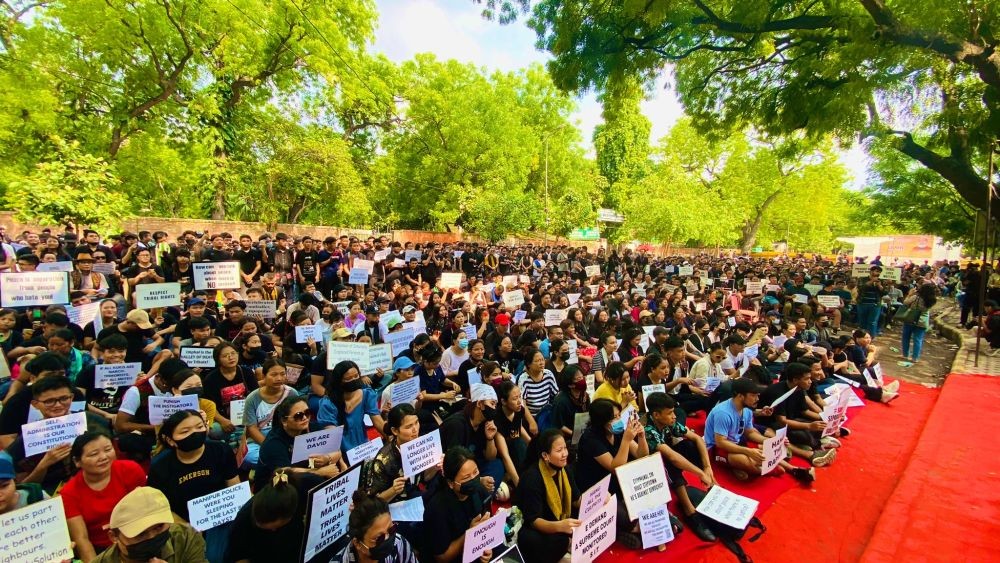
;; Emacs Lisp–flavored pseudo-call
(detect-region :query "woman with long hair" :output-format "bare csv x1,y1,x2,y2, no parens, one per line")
318,360,385,453
513,429,581,563
899,282,938,366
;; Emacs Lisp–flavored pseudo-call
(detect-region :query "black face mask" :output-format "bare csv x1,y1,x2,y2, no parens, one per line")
560,352,571,361
180,387,202,397
481,405,497,420
364,532,396,561
343,379,364,392
458,478,480,496
124,528,170,561
173,430,207,452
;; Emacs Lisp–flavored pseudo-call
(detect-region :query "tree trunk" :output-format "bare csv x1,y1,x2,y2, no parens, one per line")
287,196,307,224
211,144,227,220
740,189,782,253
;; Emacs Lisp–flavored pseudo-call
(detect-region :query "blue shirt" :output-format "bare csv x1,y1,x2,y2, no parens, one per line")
416,365,447,394
704,399,753,449
316,388,379,453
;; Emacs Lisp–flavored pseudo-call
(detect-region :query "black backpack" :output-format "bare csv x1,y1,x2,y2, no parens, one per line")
686,486,767,563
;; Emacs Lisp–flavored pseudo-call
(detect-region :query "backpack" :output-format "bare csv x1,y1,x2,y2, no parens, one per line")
686,486,767,563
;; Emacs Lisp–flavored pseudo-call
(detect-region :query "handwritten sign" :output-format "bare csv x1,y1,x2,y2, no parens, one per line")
192,261,240,290
345,437,384,466
512,310,527,324
94,362,142,388
572,412,589,445
227,399,246,426
388,496,424,522
244,299,277,319
187,481,252,532
66,301,100,327
585,265,601,278
390,376,420,407
0,496,73,563
462,509,507,563
22,411,87,457
347,267,368,286
761,426,788,475
804,284,823,296
385,328,416,356
744,344,760,361
502,289,525,309
566,339,579,364
180,346,215,368
578,474,611,524
852,264,872,278
641,384,666,409
821,388,852,437
639,504,675,549
545,308,568,327
817,295,841,308
400,428,442,477
148,395,199,425
373,249,390,262
615,453,671,520
792,293,809,304
404,250,422,262
295,324,323,344
678,266,694,276
134,282,181,309
744,281,763,295
696,485,759,530
354,259,375,275
0,271,70,307
302,464,362,562
880,267,902,282
571,494,618,563
440,272,462,289
292,427,345,464
36,261,73,272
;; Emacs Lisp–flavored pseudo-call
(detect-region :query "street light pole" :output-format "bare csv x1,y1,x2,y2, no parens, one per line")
975,140,997,366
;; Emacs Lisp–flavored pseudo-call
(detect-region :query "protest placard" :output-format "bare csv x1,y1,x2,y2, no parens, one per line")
817,295,841,308
615,453,671,520
744,281,763,295
696,486,759,530
22,411,87,457
373,249,390,262
821,388,852,437
66,301,100,327
295,324,323,344
0,496,73,563
512,310,527,324
244,299,277,319
852,264,872,277
793,293,809,304
36,261,73,272
354,259,375,275
585,265,601,278
391,376,420,407
639,504,675,549
440,272,462,289
578,474,611,524
148,395,199,425
134,282,181,309
572,412,590,445
880,267,902,282
545,308,568,327
462,509,507,563
400,429,442,477
327,341,369,370
641,384,666,407
804,284,823,296
385,328,416,357
180,346,216,368
27,401,85,424
404,250,422,262
502,289,525,309
193,261,240,290
302,464,362,562
91,262,116,275
571,494,618,563
566,339,578,364
348,267,369,285
761,426,788,475
744,343,760,361
678,266,694,276
346,437,384,466
0,271,69,307
94,362,142,388
366,344,393,375
387,497,425,523
226,399,246,426
871,363,885,386
187,481,252,532
462,324,477,341
292,427,345,464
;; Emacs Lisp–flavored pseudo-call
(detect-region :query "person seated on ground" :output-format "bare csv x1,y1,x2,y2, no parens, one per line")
839,332,899,402
593,361,638,412
414,344,460,431
62,431,146,562
378,356,425,414
549,365,589,441
493,380,532,488
574,398,651,549
513,429,581,563
97,308,172,375
515,348,559,420
47,327,95,384
203,342,258,440
439,383,502,493
74,334,135,425
169,368,217,427
757,363,839,467
0,456,47,516
254,395,343,489
0,352,80,449
982,300,1000,354
242,358,298,468
704,377,816,484
317,360,384,455
147,409,239,562
423,446,495,563
334,489,418,563
93,486,207,563
6,375,108,494
643,392,717,542
225,469,305,563
112,357,180,463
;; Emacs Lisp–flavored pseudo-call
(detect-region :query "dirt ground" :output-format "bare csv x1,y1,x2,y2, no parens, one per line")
858,302,958,388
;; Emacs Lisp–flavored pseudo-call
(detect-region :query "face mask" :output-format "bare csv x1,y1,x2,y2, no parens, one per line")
173,430,207,452
573,379,588,392
459,479,480,496
610,419,626,435
180,387,202,397
364,532,397,561
458,339,469,350
124,528,170,561
343,379,364,392
481,405,497,419
560,351,571,361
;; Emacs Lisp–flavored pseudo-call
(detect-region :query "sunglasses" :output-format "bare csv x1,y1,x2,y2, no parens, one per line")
287,408,312,421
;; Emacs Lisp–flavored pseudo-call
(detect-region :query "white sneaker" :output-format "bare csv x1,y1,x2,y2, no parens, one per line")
883,380,900,394
812,448,837,467
820,436,841,450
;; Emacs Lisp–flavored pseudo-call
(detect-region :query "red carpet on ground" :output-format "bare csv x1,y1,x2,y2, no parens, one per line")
860,374,1000,563
597,379,943,562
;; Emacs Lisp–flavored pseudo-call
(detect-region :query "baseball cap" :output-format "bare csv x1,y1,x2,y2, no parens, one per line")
639,310,653,318
470,383,498,403
331,327,353,339
392,357,416,371
186,297,206,307
109,487,174,538
387,318,402,330
402,305,416,314
365,305,380,315
494,313,510,326
125,309,153,330
732,377,766,395
0,456,14,480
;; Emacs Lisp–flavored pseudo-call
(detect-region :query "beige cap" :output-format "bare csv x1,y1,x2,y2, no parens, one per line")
126,309,153,330
109,487,173,538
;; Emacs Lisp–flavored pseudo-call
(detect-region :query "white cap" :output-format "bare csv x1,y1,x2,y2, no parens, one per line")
470,383,498,403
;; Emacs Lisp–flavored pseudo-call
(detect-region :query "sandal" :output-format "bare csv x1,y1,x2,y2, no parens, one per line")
670,513,684,535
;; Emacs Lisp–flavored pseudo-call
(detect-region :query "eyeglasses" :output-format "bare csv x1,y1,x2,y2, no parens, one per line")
287,408,312,421
37,394,74,407
365,524,398,547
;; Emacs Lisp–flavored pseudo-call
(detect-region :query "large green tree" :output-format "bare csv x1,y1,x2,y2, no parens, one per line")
482,0,1000,220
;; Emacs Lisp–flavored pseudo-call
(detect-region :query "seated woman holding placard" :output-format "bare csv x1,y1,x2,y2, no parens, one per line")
423,446,495,563
317,360,384,454
333,489,418,563
62,431,146,562
225,469,306,563
241,358,298,468
550,365,590,441
514,429,582,563
254,395,343,490
147,408,239,563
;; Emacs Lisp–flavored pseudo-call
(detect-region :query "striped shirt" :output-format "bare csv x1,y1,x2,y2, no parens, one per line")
516,369,559,415
333,534,417,563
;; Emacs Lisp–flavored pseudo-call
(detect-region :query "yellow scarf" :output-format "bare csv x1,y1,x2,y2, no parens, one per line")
539,459,571,520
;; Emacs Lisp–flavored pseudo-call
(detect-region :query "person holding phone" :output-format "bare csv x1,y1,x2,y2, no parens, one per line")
424,446,496,563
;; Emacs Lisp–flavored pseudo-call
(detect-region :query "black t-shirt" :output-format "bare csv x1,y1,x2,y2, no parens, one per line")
75,363,129,413
424,485,490,560
147,440,238,521
235,248,262,278
201,249,233,263
225,491,305,563
203,367,258,419
439,412,489,459
0,387,87,435
759,382,808,425
493,406,524,443
295,251,318,280
515,463,580,527
123,263,165,285
576,427,622,495
97,325,154,364
173,314,218,341
166,265,195,294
